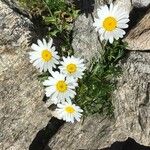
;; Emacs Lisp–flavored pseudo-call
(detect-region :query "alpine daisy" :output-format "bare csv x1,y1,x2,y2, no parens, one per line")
43,71,78,104
29,38,60,73
55,101,83,123
59,56,86,79
93,3,129,43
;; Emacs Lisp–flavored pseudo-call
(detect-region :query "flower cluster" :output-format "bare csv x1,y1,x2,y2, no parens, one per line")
28,3,129,123
29,38,86,123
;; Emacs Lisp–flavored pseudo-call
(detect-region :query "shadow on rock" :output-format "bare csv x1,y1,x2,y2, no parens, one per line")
29,117,64,150
101,137,150,150
73,0,95,17
126,4,150,33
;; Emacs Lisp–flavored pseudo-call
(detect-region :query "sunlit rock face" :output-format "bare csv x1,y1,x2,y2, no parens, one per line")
0,0,150,150
48,0,150,149
132,0,150,7
0,1,51,150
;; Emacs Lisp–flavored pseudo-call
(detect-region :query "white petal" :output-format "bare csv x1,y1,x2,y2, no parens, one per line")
43,39,47,47
45,87,55,95
119,18,130,24
37,39,44,47
109,35,114,44
31,44,41,51
43,63,48,72
117,28,126,36
29,52,40,62
118,23,128,29
109,3,113,12
48,38,53,48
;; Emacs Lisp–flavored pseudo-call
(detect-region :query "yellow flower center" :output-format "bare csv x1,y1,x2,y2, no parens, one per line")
56,80,68,92
103,17,117,31
41,49,52,62
67,63,77,74
65,106,75,113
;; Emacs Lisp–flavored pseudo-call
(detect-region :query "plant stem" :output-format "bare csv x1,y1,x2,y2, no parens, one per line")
42,0,53,17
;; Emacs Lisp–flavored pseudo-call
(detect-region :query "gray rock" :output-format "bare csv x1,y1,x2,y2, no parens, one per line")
72,14,101,65
112,52,150,145
115,0,150,51
48,51,150,149
116,0,150,11
125,10,150,50
73,0,150,66
1,0,150,149
72,0,113,65
0,1,51,150
132,0,150,7
49,115,114,149
48,0,150,149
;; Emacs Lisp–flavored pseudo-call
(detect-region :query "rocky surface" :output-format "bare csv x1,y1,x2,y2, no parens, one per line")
49,115,114,149
112,51,150,145
132,0,150,7
116,0,150,50
72,14,101,65
72,0,112,64
125,9,150,50
48,52,150,149
0,1,51,150
0,0,150,150
48,0,150,149
73,0,150,65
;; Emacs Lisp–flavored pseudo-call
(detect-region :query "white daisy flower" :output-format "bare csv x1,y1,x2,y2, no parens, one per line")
29,38,60,73
55,101,83,123
59,56,86,79
43,71,78,104
93,3,129,43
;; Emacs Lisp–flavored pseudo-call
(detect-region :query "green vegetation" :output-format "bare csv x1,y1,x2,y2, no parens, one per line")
18,0,127,116
76,40,127,116
18,0,78,56
18,0,46,15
